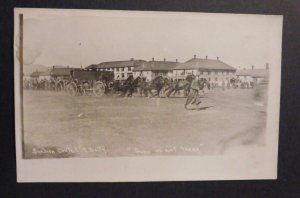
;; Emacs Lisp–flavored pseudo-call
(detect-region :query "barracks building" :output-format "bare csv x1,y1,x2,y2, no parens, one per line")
173,55,236,86
85,55,236,84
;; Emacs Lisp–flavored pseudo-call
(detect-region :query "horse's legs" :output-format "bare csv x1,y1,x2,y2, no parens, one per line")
128,88,134,97
156,88,161,97
143,89,148,97
166,88,174,98
173,90,177,97
148,89,154,97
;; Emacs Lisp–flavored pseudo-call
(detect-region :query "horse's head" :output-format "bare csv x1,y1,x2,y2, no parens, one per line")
163,77,171,85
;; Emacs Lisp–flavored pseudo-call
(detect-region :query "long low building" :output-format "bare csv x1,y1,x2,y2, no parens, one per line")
85,56,236,83
28,66,73,81
236,64,269,84
86,59,146,80
173,55,236,86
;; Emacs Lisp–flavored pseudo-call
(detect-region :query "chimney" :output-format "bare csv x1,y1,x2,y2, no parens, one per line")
251,65,254,70
152,57,154,61
176,59,178,63
194,54,196,59
217,57,219,60
164,58,166,62
266,63,269,70
206,56,208,60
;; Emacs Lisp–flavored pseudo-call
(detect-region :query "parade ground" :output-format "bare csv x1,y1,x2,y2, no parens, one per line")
23,89,267,158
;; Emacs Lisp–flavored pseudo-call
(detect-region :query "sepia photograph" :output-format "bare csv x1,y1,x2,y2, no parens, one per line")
14,8,282,182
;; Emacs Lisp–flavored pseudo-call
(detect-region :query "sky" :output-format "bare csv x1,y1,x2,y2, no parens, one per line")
22,10,283,69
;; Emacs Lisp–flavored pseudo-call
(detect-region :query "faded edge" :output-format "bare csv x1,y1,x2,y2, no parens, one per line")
19,13,25,159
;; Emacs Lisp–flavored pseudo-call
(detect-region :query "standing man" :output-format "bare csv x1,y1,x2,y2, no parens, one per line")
185,73,202,109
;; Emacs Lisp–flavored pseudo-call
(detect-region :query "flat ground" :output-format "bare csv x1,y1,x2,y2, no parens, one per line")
23,88,267,158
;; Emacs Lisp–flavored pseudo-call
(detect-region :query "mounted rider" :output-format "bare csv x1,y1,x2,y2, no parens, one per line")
185,72,204,109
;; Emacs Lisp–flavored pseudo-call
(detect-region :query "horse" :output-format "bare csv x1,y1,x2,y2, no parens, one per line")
165,74,196,98
137,76,165,97
37,79,48,90
120,75,140,97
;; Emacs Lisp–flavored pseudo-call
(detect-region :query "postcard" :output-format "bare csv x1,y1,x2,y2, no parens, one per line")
14,8,282,182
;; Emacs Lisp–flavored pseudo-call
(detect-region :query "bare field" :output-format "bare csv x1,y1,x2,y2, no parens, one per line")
23,89,266,158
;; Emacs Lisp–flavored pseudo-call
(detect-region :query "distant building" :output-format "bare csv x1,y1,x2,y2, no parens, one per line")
30,71,43,79
50,66,72,79
236,64,269,84
39,69,51,80
86,59,146,80
133,58,178,81
173,55,236,86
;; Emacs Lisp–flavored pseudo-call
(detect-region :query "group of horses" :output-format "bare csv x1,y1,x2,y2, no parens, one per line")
109,75,209,98
23,75,210,98
24,74,254,98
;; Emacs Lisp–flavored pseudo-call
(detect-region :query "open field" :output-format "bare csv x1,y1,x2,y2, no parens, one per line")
23,88,267,158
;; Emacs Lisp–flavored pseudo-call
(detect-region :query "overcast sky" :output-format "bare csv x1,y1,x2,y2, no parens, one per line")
22,10,282,69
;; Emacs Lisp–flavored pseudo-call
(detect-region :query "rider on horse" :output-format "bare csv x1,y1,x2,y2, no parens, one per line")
185,73,206,109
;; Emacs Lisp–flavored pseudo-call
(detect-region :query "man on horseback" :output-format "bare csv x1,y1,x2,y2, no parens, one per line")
185,73,205,109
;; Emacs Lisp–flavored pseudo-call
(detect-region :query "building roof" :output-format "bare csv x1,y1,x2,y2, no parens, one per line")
134,61,178,71
50,67,72,76
173,58,236,71
236,69,269,78
86,60,147,69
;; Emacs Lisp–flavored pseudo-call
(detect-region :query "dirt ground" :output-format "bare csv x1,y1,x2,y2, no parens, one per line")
22,88,267,158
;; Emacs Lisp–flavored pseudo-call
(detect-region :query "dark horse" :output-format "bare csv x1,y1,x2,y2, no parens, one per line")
138,76,166,97
119,75,141,97
165,74,196,97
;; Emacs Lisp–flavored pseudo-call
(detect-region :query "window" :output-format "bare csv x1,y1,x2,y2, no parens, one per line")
121,68,124,72
208,71,210,75
121,73,125,78
117,68,119,72
128,67,131,71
